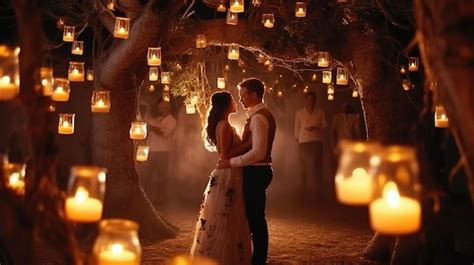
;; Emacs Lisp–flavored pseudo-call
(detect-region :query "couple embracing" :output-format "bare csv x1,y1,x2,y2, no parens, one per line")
190,78,276,265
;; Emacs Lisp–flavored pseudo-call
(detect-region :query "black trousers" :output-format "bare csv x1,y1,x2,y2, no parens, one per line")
243,166,273,265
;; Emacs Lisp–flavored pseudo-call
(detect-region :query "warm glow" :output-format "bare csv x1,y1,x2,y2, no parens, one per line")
1,75,11,84
9,173,20,185
75,186,89,203
111,243,124,255
383,182,400,208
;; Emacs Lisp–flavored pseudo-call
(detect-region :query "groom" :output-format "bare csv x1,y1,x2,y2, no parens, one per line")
218,78,276,265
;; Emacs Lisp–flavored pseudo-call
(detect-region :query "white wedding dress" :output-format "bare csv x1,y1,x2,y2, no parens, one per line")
190,122,252,265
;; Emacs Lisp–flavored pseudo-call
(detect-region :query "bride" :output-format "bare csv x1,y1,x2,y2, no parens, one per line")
190,91,252,265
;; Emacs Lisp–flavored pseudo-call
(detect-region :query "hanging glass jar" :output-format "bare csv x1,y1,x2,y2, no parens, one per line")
335,140,381,205
217,2,227,12
399,65,407,74
71,40,84,55
86,68,94,81
56,18,65,29
229,0,244,13
261,13,275,28
322,70,332,84
369,145,421,235
135,146,149,162
295,2,307,17
226,9,238,25
52,78,70,101
228,44,239,60
402,79,411,91
160,72,170,84
66,166,106,223
185,103,195,114
149,67,159,81
91,90,111,113
408,57,419,71
68,61,85,82
63,26,75,42
352,88,359,98
317,52,330,67
129,122,147,139
58,113,75,135
3,162,26,195
163,91,171,102
40,67,54,96
114,17,130,39
336,68,349,85
196,34,207,48
147,47,162,66
434,105,449,128
327,83,334,94
93,219,141,265
163,84,170,92
217,77,226,89
0,45,20,101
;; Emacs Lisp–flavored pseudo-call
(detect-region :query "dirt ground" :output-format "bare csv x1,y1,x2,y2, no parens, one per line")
143,202,380,265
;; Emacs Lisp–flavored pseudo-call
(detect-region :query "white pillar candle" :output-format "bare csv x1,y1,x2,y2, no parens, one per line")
65,187,103,222
335,168,372,205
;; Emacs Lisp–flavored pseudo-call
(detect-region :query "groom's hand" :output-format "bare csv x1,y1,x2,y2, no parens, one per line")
217,158,231,168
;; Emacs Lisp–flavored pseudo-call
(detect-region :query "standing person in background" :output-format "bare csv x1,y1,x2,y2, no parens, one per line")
141,100,177,207
294,91,327,200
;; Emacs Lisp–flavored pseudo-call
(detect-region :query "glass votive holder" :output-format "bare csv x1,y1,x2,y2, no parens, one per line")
40,67,54,96
0,45,20,101
93,219,141,265
196,34,207,48
135,146,149,162
71,40,84,55
63,25,75,42
68,61,85,82
87,68,94,81
434,105,449,128
226,10,238,25
369,145,421,235
408,57,419,71
229,0,244,13
114,17,130,39
52,78,70,101
65,166,106,223
147,47,162,66
217,77,225,89
129,122,147,139
149,67,159,81
322,70,332,84
336,68,349,85
295,2,307,17
228,44,239,60
91,90,111,113
3,162,26,195
261,13,275,28
317,51,330,67
58,113,75,135
161,72,171,84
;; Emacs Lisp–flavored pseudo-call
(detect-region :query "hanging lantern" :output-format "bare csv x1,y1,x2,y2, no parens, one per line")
68,61,85,82
317,52,330,67
434,105,449,128
352,88,359,98
327,83,334,94
129,122,147,139
408,57,419,71
3,163,26,195
161,72,171,84
0,45,20,101
148,84,155,92
147,47,162,66
163,84,170,92
311,73,317,81
93,219,141,265
322,70,332,84
135,146,149,162
196,34,207,48
369,145,421,235
228,44,239,60
328,94,334,101
58,113,75,135
56,18,65,29
71,41,84,55
226,10,238,25
229,0,244,13
86,68,94,81
402,79,411,91
63,26,75,42
40,67,54,96
163,91,171,102
65,166,106,223
224,64,230,71
114,17,130,39
217,3,227,12
336,68,349,85
399,65,406,74
185,103,195,114
91,90,111,113
107,0,115,10
217,77,226,89
52,78,70,101
295,2,307,18
261,13,275,28
335,141,381,205
149,67,159,81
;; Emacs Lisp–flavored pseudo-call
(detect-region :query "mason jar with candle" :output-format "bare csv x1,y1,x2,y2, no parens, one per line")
327,83,334,94
229,0,244,13
228,44,239,60
160,72,171,84
135,146,149,162
217,3,227,12
369,145,421,235
40,67,54,96
327,93,334,101
91,90,111,113
129,122,147,139
295,2,307,17
399,65,407,74
317,52,330,67
226,9,238,25
147,47,162,66
68,61,85,82
322,70,332,84
0,45,20,101
58,113,75,135
434,105,449,128
336,68,349,85
196,34,207,48
402,79,411,91
408,57,419,71
261,13,275,28
87,68,94,81
217,77,226,89
65,166,106,223
71,40,84,55
149,67,159,81
335,140,381,205
163,91,171,102
52,78,70,101
3,162,26,195
163,84,170,92
63,25,75,42
114,17,130,39
93,219,141,265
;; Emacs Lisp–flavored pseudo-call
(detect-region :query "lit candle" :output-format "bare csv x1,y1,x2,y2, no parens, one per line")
185,104,195,114
311,73,317,81
7,172,26,194
129,124,146,139
58,120,74,134
217,4,226,12
328,94,334,101
149,72,158,81
217,77,225,89
318,58,329,67
369,182,421,235
435,114,449,128
148,54,161,66
230,1,244,12
136,153,148,162
335,168,372,205
69,68,84,82
114,27,129,39
63,32,74,42
52,87,70,101
0,76,18,100
263,19,274,28
408,62,418,71
65,186,103,222
228,49,239,60
352,89,359,97
92,100,110,113
337,74,348,85
322,72,331,84
295,7,306,17
98,243,137,265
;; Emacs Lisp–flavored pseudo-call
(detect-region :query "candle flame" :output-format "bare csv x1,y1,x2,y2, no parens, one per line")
111,243,124,255
382,181,400,208
73,69,79,74
440,114,447,120
1,75,11,84
9,173,20,185
352,168,368,180
75,186,89,203
96,99,105,107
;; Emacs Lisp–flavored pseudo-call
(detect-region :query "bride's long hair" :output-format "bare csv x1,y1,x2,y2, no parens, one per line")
205,91,232,147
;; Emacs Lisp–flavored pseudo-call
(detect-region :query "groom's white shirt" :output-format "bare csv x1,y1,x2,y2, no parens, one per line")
230,103,270,167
